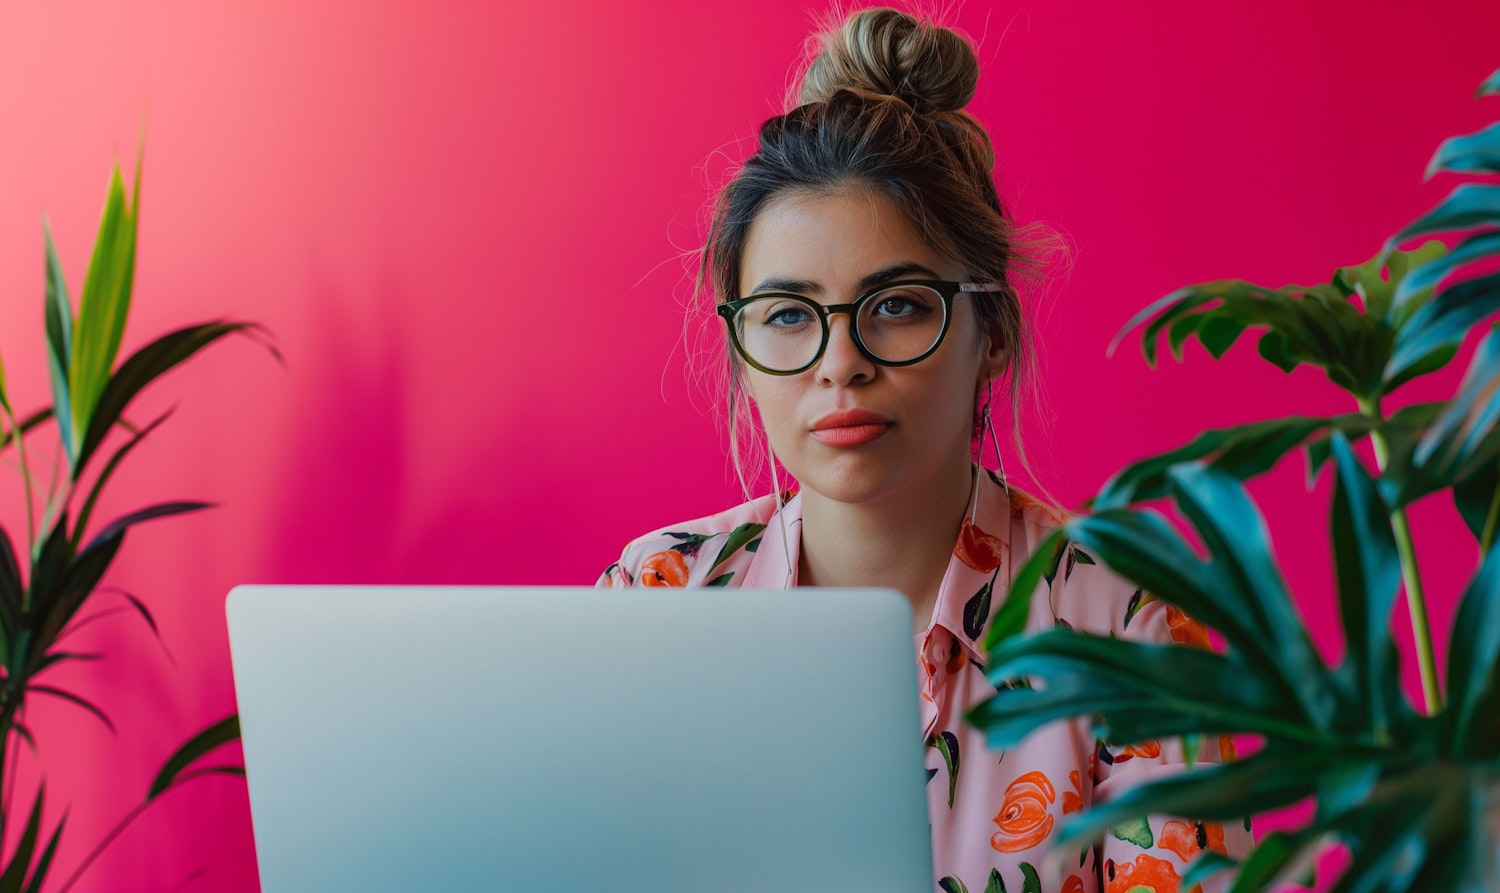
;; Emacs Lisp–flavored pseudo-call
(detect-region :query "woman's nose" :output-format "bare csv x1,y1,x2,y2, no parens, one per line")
815,313,876,386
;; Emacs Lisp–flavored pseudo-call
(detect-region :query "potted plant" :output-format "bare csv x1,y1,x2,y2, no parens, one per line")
0,157,269,891
968,68,1500,891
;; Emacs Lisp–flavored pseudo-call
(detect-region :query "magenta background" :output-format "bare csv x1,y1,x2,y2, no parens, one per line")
0,1,1496,889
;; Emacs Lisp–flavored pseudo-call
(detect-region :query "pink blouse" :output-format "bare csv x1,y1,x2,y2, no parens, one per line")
598,469,1251,892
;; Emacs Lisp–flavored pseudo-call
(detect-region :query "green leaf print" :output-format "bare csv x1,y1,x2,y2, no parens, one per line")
1018,862,1041,893
1122,588,1149,629
928,730,960,808
925,767,940,785
963,579,993,640
938,877,969,893
705,572,734,587
1071,547,1096,565
1109,815,1154,848
663,531,714,558
709,522,766,573
983,867,1007,893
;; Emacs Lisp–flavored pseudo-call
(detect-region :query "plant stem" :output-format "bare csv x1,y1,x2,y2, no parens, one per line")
1358,395,1442,715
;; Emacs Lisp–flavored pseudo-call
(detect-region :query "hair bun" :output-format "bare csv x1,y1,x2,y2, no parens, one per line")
796,7,979,114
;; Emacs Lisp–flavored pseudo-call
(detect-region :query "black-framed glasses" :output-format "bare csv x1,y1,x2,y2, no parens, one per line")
716,279,1004,375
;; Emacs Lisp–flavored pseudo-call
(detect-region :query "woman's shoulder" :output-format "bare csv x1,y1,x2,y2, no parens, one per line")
597,493,781,589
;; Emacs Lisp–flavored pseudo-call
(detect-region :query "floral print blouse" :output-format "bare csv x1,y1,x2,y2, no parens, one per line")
598,469,1252,893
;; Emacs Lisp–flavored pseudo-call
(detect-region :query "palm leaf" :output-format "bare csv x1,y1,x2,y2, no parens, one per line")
69,162,140,463
1092,414,1367,510
1387,273,1500,394
70,408,174,548
42,223,75,460
72,321,273,478
1440,544,1500,760
28,686,114,733
1396,232,1500,305
148,714,241,800
1326,434,1403,738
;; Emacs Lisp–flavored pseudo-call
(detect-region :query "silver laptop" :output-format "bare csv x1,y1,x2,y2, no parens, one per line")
227,586,933,892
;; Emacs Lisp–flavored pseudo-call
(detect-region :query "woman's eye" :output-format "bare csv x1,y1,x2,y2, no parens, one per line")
763,303,815,328
873,291,933,319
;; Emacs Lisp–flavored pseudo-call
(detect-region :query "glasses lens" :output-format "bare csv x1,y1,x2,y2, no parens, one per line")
856,285,947,363
733,296,824,372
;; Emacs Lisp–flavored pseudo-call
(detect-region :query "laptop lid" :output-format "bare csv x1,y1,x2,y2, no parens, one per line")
227,585,932,893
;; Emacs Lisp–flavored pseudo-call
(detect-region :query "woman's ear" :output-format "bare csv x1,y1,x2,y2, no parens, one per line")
978,326,1010,383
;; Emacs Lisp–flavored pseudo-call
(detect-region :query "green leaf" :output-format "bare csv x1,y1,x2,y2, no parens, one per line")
43,223,76,460
73,321,275,479
1054,745,1345,846
1180,850,1238,890
69,163,140,462
148,714,241,800
928,731,960,809
1094,415,1356,510
1326,433,1401,738
0,786,49,893
28,685,114,733
20,808,64,893
1109,815,1153,848
938,877,968,893
980,529,1063,651
1427,122,1500,177
1165,464,1335,726
1335,243,1447,325
962,580,992,640
1481,66,1500,97
79,501,213,556
71,408,174,549
1441,544,1500,759
1018,862,1041,893
974,632,1308,750
1412,326,1500,485
983,867,1006,893
1395,232,1500,308
1391,183,1500,244
1452,459,1499,546
708,522,764,574
1119,278,1388,398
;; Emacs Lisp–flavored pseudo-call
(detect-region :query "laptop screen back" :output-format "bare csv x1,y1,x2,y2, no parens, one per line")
227,585,932,893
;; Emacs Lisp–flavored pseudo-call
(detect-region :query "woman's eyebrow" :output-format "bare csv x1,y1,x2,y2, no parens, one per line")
859,262,940,290
748,277,821,295
749,262,940,297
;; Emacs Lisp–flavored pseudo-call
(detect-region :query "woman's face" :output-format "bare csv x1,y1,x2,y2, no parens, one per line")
737,185,1007,508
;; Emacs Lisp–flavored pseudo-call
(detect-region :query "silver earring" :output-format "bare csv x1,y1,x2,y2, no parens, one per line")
982,381,1010,501
766,432,794,590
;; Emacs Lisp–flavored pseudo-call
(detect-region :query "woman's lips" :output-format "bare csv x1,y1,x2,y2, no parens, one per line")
810,409,892,447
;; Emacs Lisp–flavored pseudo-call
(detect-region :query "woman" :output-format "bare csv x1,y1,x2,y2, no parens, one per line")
599,8,1248,892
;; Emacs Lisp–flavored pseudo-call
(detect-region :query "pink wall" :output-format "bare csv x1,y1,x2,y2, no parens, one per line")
0,1,1495,889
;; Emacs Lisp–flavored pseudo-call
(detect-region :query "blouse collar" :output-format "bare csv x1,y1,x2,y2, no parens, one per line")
738,469,1013,657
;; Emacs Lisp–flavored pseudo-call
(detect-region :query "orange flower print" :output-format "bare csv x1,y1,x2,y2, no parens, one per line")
1112,739,1162,763
1061,877,1086,893
955,520,1008,572
1219,733,1238,763
1160,819,1227,862
1063,769,1084,814
1104,854,1185,893
640,550,689,587
1166,605,1212,650
990,770,1056,853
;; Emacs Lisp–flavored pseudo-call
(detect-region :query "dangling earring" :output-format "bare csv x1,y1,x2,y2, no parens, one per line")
982,380,1010,502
